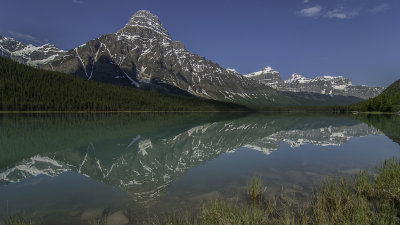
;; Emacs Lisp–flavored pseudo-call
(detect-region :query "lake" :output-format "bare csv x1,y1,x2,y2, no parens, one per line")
0,113,399,224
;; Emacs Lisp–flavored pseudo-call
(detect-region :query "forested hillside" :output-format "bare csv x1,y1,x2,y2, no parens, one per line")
351,79,400,112
0,57,247,111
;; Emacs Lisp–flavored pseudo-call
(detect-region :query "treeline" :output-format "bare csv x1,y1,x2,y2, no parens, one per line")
0,57,247,111
258,79,400,113
256,105,349,112
346,79,400,113
350,86,400,112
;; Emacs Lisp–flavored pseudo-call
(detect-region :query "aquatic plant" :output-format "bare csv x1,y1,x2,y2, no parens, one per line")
87,217,107,225
247,174,267,204
1,217,37,225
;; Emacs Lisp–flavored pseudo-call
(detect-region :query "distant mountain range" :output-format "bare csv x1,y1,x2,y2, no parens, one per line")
0,36,65,66
0,10,385,105
244,67,384,99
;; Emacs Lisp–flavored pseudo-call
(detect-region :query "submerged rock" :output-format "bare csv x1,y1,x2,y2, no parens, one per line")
106,211,129,225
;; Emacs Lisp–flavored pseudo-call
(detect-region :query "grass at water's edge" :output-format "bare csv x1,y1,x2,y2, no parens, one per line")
150,158,400,225
2,159,400,225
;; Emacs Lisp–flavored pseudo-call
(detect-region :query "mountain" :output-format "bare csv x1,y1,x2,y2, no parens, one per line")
285,73,384,99
0,56,247,111
282,91,365,106
351,79,400,112
0,10,365,107
0,35,66,66
38,10,291,105
383,78,400,94
245,67,384,100
244,67,284,89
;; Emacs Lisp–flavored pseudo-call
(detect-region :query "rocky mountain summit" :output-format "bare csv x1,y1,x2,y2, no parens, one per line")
244,67,284,89
245,67,384,99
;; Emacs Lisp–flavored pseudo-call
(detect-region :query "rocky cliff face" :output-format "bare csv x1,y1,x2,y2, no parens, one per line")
244,67,284,89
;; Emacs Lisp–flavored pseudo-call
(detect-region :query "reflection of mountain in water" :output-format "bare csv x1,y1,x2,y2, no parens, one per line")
247,123,380,154
0,114,381,206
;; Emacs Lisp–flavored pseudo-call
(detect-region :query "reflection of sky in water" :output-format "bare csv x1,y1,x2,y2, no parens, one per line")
0,113,399,224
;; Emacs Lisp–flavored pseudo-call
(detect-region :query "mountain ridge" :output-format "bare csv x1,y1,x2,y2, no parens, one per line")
244,67,384,99
0,35,66,66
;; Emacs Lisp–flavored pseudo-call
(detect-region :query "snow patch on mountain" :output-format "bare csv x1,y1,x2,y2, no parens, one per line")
226,68,239,74
122,10,171,40
285,73,311,84
244,66,279,78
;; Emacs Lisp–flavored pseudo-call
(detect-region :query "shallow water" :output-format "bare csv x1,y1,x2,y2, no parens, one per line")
0,113,399,224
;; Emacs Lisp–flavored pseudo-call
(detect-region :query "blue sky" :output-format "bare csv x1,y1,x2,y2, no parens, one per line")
1,0,399,86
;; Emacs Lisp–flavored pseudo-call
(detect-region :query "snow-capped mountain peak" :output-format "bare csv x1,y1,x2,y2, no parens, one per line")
120,10,171,40
285,73,310,84
226,68,239,74
282,73,383,98
244,66,279,78
285,74,353,86
262,66,277,73
242,69,384,99
243,66,284,89
129,10,161,23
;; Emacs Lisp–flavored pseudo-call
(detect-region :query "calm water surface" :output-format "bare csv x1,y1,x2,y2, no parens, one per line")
0,113,399,224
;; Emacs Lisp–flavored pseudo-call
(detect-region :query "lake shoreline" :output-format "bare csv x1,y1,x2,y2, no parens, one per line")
0,110,397,114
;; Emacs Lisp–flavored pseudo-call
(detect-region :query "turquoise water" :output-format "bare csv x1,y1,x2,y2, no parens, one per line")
0,113,399,224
